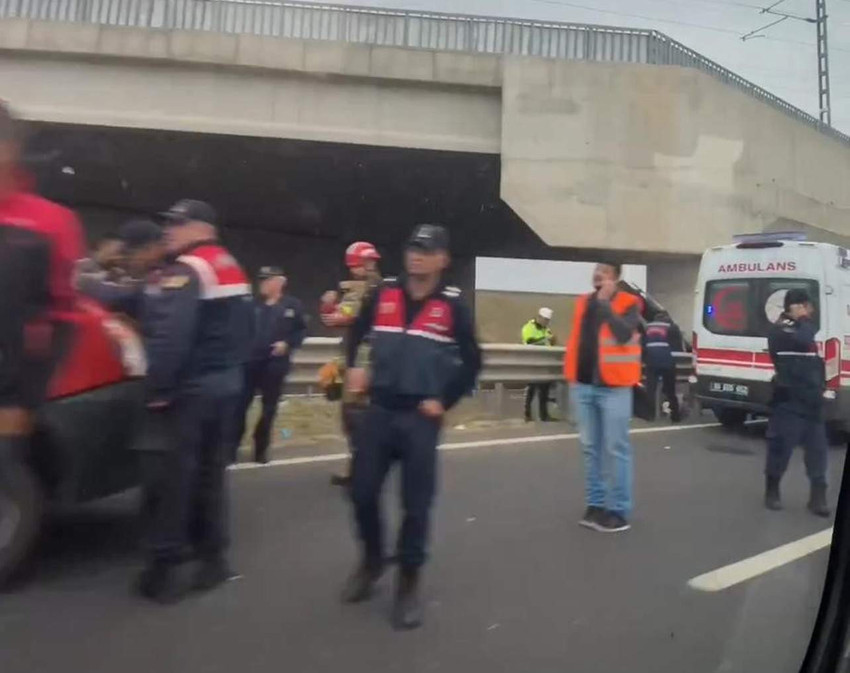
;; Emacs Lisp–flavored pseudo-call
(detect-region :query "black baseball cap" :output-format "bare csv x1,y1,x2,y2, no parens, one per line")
159,199,218,226
784,288,812,311
258,265,284,279
407,224,449,252
118,218,163,250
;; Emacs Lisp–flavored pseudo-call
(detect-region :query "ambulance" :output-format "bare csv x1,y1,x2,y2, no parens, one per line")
691,233,850,433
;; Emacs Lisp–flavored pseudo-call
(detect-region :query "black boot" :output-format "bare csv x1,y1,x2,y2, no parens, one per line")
765,476,782,511
133,561,187,604
808,483,831,518
392,567,424,630
341,558,384,603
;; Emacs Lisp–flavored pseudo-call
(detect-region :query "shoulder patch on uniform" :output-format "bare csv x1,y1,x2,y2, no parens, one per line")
442,285,461,298
161,275,191,290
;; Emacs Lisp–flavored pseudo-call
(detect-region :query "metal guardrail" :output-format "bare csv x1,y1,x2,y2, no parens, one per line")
288,337,694,388
0,0,846,146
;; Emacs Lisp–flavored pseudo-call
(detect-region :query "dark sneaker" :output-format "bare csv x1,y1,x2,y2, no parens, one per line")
593,511,631,533
392,568,423,630
578,506,604,529
341,560,384,604
330,473,351,487
133,562,188,604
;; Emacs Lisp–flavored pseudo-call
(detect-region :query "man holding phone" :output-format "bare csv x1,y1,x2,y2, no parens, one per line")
764,288,830,517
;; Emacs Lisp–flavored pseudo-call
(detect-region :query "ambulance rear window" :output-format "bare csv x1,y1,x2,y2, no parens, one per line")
704,278,819,337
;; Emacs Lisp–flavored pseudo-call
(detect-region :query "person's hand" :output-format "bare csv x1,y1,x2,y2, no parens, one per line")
418,399,445,419
596,279,617,302
789,303,813,321
321,290,339,306
346,368,369,394
271,341,289,357
321,312,345,327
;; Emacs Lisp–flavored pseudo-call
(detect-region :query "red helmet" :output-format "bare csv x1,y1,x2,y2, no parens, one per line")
345,241,380,268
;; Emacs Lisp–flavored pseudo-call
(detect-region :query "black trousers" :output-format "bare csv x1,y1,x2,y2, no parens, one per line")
140,372,240,565
645,366,681,421
350,405,440,570
766,407,828,486
524,382,552,420
232,359,289,462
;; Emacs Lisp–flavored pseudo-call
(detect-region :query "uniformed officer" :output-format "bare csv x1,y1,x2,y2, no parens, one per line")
77,218,165,319
135,199,253,603
642,310,682,423
522,307,556,422
320,241,382,486
764,288,830,517
341,224,482,630
230,266,306,464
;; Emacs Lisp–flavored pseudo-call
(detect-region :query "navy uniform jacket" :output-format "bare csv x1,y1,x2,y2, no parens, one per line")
345,277,482,410
249,295,307,367
642,319,682,369
142,241,253,403
767,314,825,419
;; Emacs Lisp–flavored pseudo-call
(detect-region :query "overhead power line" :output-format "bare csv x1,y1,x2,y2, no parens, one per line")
524,0,850,52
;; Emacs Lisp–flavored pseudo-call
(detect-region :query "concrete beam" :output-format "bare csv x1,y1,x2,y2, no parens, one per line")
0,20,501,153
0,19,503,89
499,57,850,255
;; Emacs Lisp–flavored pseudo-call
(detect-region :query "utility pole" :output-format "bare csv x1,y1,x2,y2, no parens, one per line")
741,0,831,127
815,0,831,126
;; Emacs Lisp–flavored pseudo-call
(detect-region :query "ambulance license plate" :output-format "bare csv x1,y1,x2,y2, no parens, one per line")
709,381,749,397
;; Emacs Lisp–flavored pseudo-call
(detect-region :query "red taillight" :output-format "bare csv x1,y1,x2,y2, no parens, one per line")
824,337,840,390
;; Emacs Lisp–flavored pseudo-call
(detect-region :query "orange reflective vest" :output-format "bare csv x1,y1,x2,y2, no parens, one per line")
563,292,642,387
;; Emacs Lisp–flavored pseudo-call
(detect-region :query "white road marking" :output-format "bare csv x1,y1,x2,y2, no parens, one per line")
687,527,834,592
229,421,721,471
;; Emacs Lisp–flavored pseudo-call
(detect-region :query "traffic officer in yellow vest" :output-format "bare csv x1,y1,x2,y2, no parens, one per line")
522,307,556,422
564,263,642,533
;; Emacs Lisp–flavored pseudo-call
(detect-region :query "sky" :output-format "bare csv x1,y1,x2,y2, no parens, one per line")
333,0,850,134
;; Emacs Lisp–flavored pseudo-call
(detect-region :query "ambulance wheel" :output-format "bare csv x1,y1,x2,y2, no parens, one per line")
0,457,44,589
714,408,747,429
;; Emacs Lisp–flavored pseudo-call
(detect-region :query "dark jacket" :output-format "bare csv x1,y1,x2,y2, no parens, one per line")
345,277,482,410
767,313,824,419
142,240,253,402
249,295,307,366
642,319,682,370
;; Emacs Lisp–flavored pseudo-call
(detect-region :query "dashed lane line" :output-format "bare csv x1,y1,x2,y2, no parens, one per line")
688,527,834,592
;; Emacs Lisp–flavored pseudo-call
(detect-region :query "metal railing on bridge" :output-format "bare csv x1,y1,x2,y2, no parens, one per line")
2,0,847,146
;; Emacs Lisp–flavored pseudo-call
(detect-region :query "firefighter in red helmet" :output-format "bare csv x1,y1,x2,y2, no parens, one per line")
319,241,382,486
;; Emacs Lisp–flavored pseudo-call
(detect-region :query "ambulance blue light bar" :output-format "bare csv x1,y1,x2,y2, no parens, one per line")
733,232,807,244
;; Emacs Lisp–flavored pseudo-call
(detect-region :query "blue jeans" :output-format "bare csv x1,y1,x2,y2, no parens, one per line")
572,383,634,517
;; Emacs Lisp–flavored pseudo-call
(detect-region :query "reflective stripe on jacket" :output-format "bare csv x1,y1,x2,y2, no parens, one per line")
643,320,674,369
563,292,642,386
522,319,553,346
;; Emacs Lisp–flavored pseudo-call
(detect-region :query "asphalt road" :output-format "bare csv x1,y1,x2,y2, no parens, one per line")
0,420,843,673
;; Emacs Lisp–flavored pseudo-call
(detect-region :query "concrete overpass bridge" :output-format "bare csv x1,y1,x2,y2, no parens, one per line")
1,0,849,327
